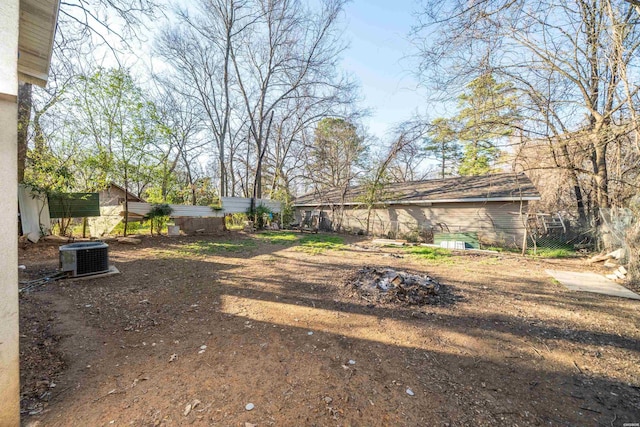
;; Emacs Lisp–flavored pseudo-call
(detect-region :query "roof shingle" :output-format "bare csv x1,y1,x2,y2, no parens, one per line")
294,173,540,206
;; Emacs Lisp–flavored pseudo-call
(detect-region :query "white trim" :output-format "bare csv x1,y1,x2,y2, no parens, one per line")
17,68,49,86
293,196,540,208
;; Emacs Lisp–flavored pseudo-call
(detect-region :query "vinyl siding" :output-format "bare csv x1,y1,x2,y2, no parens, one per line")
296,201,528,247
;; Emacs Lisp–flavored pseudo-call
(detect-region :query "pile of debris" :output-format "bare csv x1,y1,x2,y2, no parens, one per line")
345,266,454,306
587,248,629,282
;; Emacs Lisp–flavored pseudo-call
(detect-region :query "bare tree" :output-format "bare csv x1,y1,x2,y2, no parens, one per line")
151,81,209,204
302,117,367,230
360,120,434,234
157,0,354,204
157,0,249,198
414,0,640,247
230,0,350,200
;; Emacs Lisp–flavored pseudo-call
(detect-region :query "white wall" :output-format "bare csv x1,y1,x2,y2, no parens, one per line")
0,2,19,97
0,1,21,425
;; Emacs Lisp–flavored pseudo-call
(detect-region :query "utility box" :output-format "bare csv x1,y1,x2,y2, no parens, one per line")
59,242,109,277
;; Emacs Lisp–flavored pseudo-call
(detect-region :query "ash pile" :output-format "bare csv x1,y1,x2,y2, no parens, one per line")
345,266,455,306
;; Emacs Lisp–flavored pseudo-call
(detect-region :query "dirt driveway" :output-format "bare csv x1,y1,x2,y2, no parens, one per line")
18,232,640,426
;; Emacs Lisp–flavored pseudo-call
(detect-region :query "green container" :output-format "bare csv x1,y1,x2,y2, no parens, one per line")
433,232,480,249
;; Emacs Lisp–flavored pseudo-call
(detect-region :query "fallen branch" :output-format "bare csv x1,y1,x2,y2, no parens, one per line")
573,361,583,375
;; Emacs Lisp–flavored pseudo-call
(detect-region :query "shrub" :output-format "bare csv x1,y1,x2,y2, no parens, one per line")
146,203,173,236
226,212,248,230
113,220,141,235
246,204,273,229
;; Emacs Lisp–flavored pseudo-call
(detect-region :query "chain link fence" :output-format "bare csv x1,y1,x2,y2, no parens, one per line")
523,212,594,254
600,207,638,284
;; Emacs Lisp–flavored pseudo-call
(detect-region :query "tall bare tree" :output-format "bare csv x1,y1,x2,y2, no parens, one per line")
157,0,247,198
230,0,350,200
414,0,640,245
360,121,430,234
157,0,354,202
151,81,209,204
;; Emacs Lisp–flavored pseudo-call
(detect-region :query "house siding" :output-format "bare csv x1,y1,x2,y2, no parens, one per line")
296,201,528,247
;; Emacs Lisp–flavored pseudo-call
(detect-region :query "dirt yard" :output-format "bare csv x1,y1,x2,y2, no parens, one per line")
18,232,640,426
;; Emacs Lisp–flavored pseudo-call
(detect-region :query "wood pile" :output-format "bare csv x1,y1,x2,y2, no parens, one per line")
344,266,455,306
605,266,628,282
587,248,629,281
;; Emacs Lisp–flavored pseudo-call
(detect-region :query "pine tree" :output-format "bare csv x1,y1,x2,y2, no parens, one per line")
456,73,518,176
426,117,461,179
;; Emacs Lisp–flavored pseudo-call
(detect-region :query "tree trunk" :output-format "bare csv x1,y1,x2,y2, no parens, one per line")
229,148,236,197
558,142,588,225
253,159,262,200
574,185,587,226
594,142,609,211
252,111,274,200
123,173,129,237
17,83,32,183
594,138,613,250
219,145,226,198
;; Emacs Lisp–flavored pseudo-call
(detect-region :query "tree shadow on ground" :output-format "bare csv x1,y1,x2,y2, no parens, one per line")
19,239,640,426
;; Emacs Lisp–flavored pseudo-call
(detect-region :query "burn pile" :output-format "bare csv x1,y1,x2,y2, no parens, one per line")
345,266,455,306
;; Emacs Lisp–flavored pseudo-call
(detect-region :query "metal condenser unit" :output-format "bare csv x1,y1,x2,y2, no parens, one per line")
59,242,109,277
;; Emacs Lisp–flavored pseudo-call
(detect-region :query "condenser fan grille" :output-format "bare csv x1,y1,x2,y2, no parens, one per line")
59,242,110,277
76,246,109,275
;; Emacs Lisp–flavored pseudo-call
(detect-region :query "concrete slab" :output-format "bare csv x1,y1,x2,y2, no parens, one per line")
65,265,120,281
546,270,640,301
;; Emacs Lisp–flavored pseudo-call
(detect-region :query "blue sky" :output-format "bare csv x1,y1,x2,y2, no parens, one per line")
340,0,427,141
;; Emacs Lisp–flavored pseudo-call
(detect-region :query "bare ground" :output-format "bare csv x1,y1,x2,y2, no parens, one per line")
18,232,640,426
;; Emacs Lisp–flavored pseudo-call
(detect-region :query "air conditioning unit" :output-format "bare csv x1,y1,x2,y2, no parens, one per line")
59,242,110,277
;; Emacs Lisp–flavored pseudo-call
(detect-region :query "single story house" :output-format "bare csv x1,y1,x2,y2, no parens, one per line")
293,173,541,247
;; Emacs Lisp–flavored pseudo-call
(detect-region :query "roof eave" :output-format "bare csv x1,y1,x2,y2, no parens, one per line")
293,196,541,207
18,0,61,87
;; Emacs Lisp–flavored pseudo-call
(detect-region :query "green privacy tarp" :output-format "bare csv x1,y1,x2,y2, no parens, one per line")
48,193,100,218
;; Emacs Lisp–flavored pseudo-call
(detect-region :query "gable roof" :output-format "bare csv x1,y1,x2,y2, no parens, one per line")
293,173,540,207
104,182,146,203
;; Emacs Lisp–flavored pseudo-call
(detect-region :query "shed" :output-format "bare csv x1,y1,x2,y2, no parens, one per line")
98,182,145,206
293,173,541,247
88,183,146,237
